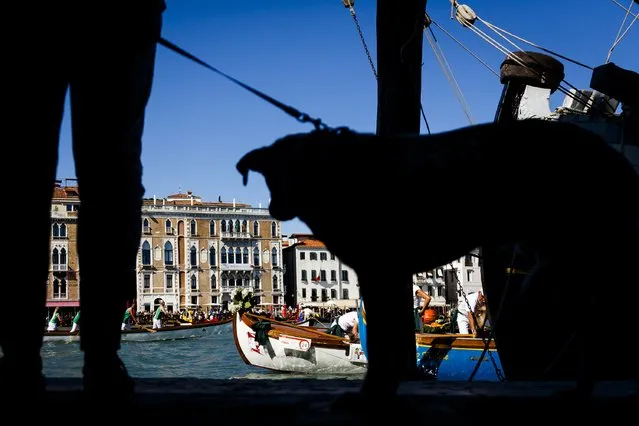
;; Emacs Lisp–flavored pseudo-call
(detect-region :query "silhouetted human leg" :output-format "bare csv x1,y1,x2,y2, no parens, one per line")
1,5,68,400
68,8,162,398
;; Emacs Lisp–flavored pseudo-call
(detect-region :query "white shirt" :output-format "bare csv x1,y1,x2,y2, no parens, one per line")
338,311,358,333
457,292,480,315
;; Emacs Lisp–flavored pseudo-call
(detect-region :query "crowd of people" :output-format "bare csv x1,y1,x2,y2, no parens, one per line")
44,300,233,333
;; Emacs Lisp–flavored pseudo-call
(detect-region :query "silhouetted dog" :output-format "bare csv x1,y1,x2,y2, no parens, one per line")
237,119,639,400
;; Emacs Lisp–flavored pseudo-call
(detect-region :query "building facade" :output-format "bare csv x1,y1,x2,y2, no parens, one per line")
282,235,360,309
47,181,284,313
413,248,483,307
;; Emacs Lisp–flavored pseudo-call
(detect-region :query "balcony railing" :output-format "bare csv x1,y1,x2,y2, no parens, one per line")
220,231,251,239
220,263,252,271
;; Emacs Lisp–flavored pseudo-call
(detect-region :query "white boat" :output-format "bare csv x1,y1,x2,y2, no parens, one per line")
43,318,232,343
233,312,367,375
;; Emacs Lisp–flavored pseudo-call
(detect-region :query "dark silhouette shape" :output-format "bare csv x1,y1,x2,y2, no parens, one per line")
238,119,639,400
1,1,166,403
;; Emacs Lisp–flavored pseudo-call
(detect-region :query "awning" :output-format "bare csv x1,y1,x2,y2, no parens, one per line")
301,300,358,309
46,301,80,307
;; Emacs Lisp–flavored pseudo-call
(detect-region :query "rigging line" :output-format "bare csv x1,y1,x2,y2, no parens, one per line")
451,5,598,111
467,244,522,382
344,1,378,79
425,28,474,124
427,26,475,123
157,37,329,131
606,9,638,62
478,18,594,70
450,265,504,381
463,23,596,111
420,105,432,134
610,0,638,18
399,13,433,134
431,20,499,78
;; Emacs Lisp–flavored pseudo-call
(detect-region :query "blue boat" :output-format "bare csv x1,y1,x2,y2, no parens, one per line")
357,301,503,382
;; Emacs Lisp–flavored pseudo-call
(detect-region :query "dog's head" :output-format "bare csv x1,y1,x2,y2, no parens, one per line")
237,127,368,223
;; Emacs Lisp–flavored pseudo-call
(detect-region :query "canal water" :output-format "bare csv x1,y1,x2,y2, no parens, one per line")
40,322,364,380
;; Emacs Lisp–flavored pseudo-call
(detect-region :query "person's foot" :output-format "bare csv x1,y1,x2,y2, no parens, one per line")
82,354,134,402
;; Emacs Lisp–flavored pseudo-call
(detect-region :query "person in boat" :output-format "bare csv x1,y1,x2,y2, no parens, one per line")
70,311,81,333
121,303,139,331
456,290,487,336
298,307,315,322
413,283,432,332
327,310,360,342
47,307,62,332
152,300,168,329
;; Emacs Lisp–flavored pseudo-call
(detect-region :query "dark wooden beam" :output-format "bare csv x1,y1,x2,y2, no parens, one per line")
376,0,427,136
365,0,427,386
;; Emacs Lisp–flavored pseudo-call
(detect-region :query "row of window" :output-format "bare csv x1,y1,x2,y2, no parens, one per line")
139,271,278,293
142,218,280,238
52,218,282,241
300,288,349,300
140,242,280,268
300,269,349,282
300,251,335,261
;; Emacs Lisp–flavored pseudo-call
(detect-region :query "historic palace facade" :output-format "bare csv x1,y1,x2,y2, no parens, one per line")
48,180,283,313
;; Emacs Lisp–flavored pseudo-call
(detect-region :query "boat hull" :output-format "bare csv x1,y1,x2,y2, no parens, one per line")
233,312,367,375
233,313,503,380
43,319,232,343
415,334,503,381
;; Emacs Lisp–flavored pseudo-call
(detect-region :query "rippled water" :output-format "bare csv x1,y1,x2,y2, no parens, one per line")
40,323,365,381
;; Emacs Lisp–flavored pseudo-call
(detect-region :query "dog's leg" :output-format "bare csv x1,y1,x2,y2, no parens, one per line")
359,271,415,399
332,271,414,414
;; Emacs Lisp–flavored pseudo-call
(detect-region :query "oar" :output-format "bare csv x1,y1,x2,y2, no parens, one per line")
139,325,157,333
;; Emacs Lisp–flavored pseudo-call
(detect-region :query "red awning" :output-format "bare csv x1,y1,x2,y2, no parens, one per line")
46,301,80,307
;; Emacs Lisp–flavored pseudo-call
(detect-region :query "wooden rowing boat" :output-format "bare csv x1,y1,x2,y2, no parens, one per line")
43,317,232,343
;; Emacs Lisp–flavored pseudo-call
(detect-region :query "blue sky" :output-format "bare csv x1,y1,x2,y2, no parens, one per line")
55,0,637,235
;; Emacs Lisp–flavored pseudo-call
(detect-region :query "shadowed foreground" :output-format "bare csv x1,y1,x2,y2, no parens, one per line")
40,378,637,423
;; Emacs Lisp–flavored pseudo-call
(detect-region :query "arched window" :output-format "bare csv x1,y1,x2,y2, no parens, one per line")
52,248,59,265
190,220,196,235
210,274,217,290
242,248,249,264
209,220,216,236
253,248,260,266
190,275,197,290
272,247,278,267
190,246,197,267
221,247,227,264
253,221,259,236
271,221,277,237
60,248,67,266
142,241,151,265
164,241,173,265
209,246,216,266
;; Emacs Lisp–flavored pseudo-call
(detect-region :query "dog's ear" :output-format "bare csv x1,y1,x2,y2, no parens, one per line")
237,143,300,221
237,146,271,186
